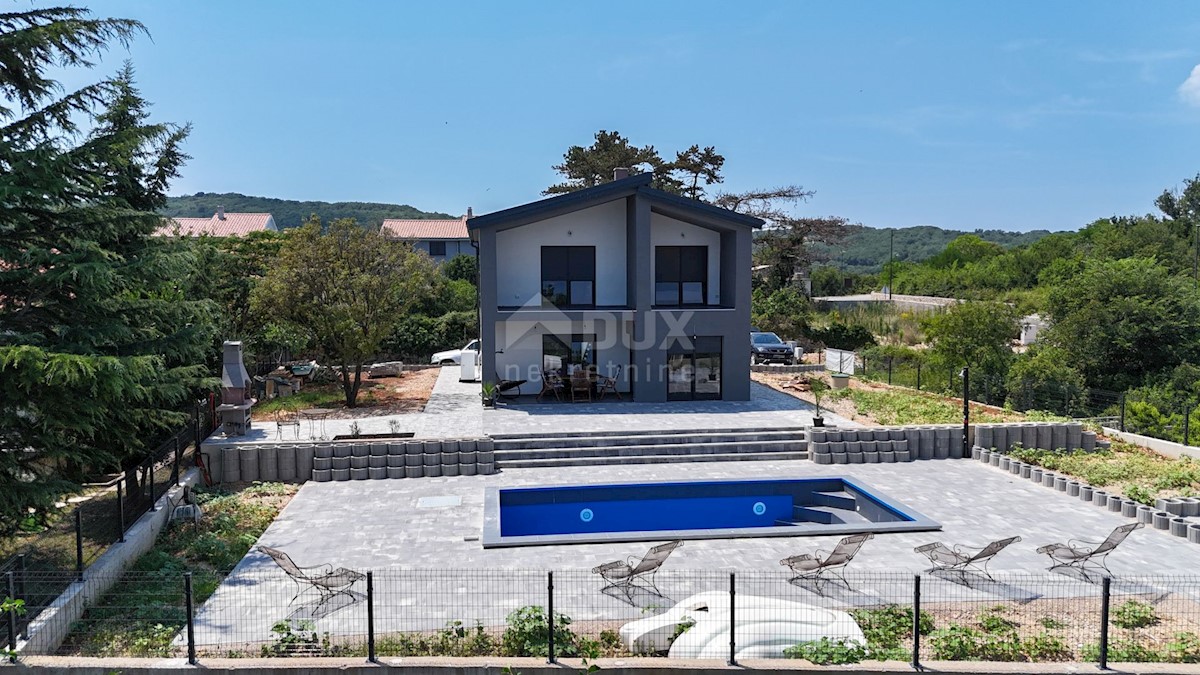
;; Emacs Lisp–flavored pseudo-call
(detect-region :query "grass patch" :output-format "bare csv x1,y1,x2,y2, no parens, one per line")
833,388,1010,426
60,482,297,657
1010,443,1200,501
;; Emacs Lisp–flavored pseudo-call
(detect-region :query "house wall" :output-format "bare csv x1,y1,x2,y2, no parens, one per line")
493,201,628,308
649,213,722,305
412,239,474,261
493,315,632,393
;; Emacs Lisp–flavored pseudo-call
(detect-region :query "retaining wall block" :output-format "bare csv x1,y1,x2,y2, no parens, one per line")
892,439,908,452
843,440,862,453
1066,422,1083,451
388,443,406,456
369,467,388,480
903,428,921,455
333,444,352,458
888,428,905,441
815,453,834,465
1091,490,1109,506
896,450,913,462
832,454,849,464
368,455,386,468
1182,498,1200,517
972,446,982,460
1022,424,1039,451
314,457,332,471
296,445,315,481
312,469,332,482
422,452,438,466
350,468,369,480
220,446,240,483
1067,481,1081,497
443,451,461,466
847,452,864,464
331,468,350,481
810,429,827,443
424,464,443,477
1121,501,1140,518
315,444,333,459
1189,524,1200,544
1170,518,1190,537
881,451,896,463
239,446,259,482
1043,472,1058,488
478,450,494,464
1082,431,1096,452
273,446,294,482
387,467,406,479
980,449,992,464
460,462,478,476
352,444,369,458
1051,424,1068,452
405,465,424,479
332,456,350,470
1079,485,1093,502
1030,468,1043,483
461,450,478,464
423,440,443,454
993,425,1009,452
1020,464,1032,479
934,427,952,459
1009,460,1023,475
825,430,843,442
478,438,495,453
860,440,877,454
1107,495,1124,512
872,428,890,442
1034,424,1051,451
442,440,460,453
351,456,369,469
811,442,831,454
1136,506,1155,524
386,455,404,468
1054,476,1068,492
864,451,880,463
1164,499,1187,516
918,428,936,460
405,440,424,454
990,454,1001,467
370,443,389,457
976,426,994,451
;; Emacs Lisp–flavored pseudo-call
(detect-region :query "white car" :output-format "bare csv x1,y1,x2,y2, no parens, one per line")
431,339,480,365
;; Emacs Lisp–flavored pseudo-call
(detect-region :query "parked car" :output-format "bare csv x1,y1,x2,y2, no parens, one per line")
431,339,480,365
750,331,794,365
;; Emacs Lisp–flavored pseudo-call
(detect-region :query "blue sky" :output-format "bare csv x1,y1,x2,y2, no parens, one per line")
59,1,1200,231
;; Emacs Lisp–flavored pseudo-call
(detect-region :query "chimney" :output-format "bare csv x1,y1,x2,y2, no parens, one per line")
613,167,630,180
217,205,226,220
466,207,473,219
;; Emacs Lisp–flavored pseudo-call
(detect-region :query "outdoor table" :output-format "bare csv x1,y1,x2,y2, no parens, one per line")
299,408,332,440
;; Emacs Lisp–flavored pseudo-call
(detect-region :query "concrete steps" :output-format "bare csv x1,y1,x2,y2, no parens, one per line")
492,427,808,469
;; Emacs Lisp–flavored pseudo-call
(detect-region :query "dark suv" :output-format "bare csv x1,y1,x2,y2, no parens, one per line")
750,331,794,365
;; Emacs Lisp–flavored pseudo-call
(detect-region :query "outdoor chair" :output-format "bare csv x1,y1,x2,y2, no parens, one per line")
597,365,622,401
570,369,592,402
592,540,683,602
538,370,566,402
257,545,365,606
494,371,526,401
1037,522,1143,577
915,536,1021,581
275,409,301,440
780,533,873,587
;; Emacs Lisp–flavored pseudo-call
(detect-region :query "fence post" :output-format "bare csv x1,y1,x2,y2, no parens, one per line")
910,575,921,670
74,508,83,581
148,460,158,512
961,367,970,458
174,437,182,488
116,481,126,542
185,572,196,665
916,363,921,391
15,555,26,640
547,571,555,664
6,571,16,661
888,357,893,385
1099,576,1111,670
1184,404,1191,446
728,573,736,665
1119,395,1126,432
366,571,376,663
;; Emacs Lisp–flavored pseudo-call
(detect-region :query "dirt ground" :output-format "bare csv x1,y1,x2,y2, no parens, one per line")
251,367,440,421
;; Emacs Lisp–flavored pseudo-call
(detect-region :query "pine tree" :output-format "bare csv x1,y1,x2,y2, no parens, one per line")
0,9,215,532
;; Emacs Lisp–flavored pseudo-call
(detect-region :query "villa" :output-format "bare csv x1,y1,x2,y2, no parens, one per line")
468,171,763,402
381,213,475,261
154,206,278,237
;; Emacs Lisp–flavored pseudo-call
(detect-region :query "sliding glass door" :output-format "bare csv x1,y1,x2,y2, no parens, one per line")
666,337,722,401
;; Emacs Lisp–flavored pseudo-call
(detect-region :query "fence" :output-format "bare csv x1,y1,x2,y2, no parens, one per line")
0,399,214,639
8,568,1200,664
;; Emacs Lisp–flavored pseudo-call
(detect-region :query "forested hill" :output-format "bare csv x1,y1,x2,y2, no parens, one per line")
818,225,1053,273
162,193,455,229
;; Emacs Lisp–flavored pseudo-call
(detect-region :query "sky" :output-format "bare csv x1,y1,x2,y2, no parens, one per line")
48,1,1200,231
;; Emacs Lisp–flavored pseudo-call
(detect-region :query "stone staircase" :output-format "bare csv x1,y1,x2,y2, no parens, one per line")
491,427,809,468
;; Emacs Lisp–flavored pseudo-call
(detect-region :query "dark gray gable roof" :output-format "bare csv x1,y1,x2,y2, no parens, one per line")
467,173,764,232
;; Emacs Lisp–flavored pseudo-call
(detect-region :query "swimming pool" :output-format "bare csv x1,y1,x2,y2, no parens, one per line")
481,476,940,547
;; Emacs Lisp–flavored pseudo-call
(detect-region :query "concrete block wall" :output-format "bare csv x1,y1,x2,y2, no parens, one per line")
199,438,495,484
974,422,1105,453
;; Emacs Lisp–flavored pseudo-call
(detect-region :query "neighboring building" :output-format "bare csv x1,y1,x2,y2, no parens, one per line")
468,172,763,402
1020,314,1049,345
380,213,475,261
154,206,278,237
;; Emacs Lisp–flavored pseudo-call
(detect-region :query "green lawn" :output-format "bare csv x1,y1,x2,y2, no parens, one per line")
832,387,1012,426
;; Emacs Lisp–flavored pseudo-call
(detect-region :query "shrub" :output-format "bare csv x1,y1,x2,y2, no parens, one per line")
261,619,341,657
500,605,584,657
1112,600,1159,629
850,605,933,651
1165,632,1200,663
783,637,868,664
1082,639,1163,663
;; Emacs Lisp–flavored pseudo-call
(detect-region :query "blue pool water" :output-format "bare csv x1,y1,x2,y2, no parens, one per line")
482,476,940,547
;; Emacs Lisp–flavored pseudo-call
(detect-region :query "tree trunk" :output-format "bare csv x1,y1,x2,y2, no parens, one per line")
123,464,142,508
341,362,365,408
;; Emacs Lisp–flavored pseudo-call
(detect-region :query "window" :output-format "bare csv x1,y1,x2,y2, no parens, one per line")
541,246,596,308
428,241,447,256
655,246,708,306
542,334,596,375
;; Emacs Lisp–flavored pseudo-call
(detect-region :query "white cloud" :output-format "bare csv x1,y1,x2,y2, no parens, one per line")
1180,64,1200,107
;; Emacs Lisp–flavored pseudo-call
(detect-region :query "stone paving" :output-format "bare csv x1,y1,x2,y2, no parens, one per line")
190,456,1200,648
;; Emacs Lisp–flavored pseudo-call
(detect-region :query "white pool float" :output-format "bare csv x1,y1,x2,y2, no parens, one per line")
619,591,865,660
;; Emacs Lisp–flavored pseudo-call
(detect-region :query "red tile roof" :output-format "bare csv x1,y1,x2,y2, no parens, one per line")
380,217,469,240
155,213,277,237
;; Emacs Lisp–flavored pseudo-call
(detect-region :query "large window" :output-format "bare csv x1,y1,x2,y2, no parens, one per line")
542,334,596,376
428,241,447,256
655,246,708,306
541,246,595,308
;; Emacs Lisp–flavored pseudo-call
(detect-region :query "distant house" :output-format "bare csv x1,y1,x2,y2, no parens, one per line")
155,206,278,237
380,212,475,261
1020,314,1049,345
